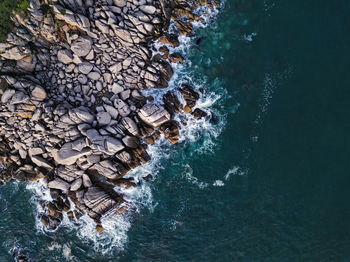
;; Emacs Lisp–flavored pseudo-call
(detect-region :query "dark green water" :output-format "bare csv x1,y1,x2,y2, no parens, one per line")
1,0,350,261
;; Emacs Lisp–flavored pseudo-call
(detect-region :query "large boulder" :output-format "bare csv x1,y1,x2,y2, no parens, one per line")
83,186,117,218
138,104,171,127
53,142,91,165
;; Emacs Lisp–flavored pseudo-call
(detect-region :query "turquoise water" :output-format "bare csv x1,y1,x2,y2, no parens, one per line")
1,0,350,261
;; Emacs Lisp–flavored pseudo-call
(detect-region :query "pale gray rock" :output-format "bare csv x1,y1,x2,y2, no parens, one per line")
70,178,82,191
29,147,44,156
71,107,94,124
78,62,93,74
71,37,92,57
72,137,87,151
140,5,157,15
31,86,47,101
31,155,53,169
97,111,111,126
82,173,92,187
83,186,117,216
114,99,131,117
109,62,123,74
103,104,119,119
1,89,15,103
48,178,71,191
105,136,124,153
116,151,132,163
87,154,100,164
95,20,110,34
138,104,171,127
78,75,88,84
53,142,91,165
10,91,29,105
87,71,101,81
121,117,139,136
109,82,124,94
57,49,74,64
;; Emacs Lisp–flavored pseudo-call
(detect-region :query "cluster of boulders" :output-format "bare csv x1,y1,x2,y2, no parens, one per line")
0,0,218,232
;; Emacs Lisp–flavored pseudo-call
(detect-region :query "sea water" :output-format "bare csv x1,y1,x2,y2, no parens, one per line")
1,0,350,261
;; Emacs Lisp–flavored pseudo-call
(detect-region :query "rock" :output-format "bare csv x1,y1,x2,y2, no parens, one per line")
10,91,29,105
1,89,15,103
57,49,74,64
88,71,101,81
70,178,82,191
116,151,132,163
29,147,44,156
72,138,87,151
140,5,157,14
78,62,93,74
82,173,92,187
31,155,53,169
138,104,171,127
122,135,139,148
114,99,130,117
31,86,47,101
71,107,94,124
83,186,117,217
87,154,100,164
104,105,119,119
109,62,123,74
191,108,208,120
71,37,92,57
97,111,111,126
110,82,124,94
95,20,110,34
121,117,139,136
105,136,124,153
96,224,104,233
48,178,71,191
53,142,91,165
183,105,191,113
78,74,88,84
158,33,180,47
169,53,184,63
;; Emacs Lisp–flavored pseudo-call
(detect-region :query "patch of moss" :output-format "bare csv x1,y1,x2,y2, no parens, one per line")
0,0,31,42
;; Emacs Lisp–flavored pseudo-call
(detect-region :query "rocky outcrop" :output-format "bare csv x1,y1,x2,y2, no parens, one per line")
0,0,218,231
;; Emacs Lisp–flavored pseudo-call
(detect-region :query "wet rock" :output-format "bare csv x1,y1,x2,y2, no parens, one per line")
191,108,208,120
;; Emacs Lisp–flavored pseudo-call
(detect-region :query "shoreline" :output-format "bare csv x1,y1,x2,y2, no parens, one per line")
0,0,219,234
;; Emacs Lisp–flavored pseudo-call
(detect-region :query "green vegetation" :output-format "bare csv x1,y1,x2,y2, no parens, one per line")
0,0,30,42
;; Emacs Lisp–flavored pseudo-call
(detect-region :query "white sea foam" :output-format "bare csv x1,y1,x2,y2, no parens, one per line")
213,180,225,187
243,32,257,42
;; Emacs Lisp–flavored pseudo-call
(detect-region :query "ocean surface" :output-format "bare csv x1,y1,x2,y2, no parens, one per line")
1,0,350,261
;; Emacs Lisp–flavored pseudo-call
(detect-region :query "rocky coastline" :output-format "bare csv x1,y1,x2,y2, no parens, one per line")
0,0,218,233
